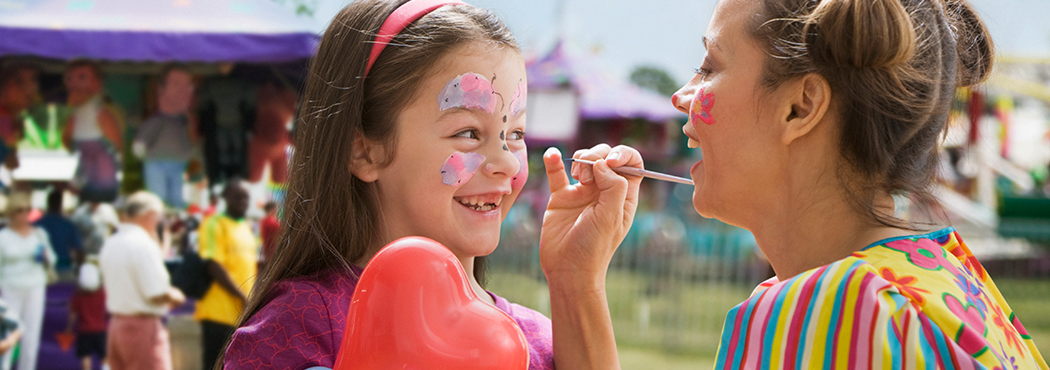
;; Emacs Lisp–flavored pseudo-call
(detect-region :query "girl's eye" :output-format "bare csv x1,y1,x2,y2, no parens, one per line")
507,130,525,141
452,129,480,139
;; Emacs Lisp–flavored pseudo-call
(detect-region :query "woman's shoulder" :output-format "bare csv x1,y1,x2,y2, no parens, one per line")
224,268,361,370
721,228,1047,370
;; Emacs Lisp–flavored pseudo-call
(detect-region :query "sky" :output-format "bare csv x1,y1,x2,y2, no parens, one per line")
301,0,1050,85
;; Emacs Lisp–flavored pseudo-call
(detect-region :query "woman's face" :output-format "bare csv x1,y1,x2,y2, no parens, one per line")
9,204,30,225
673,0,791,226
372,42,528,260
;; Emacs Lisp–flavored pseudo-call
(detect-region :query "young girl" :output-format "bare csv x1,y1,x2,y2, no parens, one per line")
221,1,552,368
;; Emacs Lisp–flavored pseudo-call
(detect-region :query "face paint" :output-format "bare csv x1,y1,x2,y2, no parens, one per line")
440,152,486,187
509,79,527,117
510,149,528,190
439,73,497,113
690,87,715,126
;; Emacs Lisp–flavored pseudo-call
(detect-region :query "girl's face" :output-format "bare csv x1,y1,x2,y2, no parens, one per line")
373,43,528,259
672,0,791,226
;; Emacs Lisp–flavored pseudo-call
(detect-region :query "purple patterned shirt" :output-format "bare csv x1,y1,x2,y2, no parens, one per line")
223,268,554,370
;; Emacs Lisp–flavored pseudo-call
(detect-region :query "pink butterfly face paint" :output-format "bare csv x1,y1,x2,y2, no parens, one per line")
690,87,715,126
510,149,528,190
440,152,486,187
439,73,497,113
509,80,527,117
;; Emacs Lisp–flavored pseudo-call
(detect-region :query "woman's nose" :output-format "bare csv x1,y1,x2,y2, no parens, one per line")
672,84,696,114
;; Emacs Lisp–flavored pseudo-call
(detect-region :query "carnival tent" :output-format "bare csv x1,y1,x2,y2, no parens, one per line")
0,0,320,62
526,41,684,141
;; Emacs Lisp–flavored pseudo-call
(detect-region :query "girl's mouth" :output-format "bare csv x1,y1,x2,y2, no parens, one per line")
454,195,502,212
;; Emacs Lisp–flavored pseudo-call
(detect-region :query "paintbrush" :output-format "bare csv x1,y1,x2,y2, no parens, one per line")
565,158,694,185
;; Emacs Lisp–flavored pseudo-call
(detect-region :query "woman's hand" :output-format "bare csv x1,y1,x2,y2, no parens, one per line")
540,144,643,287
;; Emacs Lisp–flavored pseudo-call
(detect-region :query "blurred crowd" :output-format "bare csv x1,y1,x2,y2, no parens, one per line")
0,58,289,370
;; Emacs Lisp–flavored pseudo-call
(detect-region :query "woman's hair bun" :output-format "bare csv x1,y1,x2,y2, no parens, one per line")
804,0,917,70
943,0,995,86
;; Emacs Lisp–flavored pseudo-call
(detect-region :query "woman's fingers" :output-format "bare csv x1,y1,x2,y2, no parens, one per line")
544,147,570,193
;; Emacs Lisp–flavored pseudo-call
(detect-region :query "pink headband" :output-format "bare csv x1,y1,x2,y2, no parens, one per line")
365,0,466,76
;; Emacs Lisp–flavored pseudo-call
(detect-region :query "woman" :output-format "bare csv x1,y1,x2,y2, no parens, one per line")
539,0,1048,368
0,193,56,370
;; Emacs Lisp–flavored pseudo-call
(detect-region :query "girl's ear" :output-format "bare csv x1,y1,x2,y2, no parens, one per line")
349,137,383,182
781,73,832,145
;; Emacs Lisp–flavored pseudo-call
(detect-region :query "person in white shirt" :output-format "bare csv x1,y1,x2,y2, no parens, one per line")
99,191,184,370
0,192,55,370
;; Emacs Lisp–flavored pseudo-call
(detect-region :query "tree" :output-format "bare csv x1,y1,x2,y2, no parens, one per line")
630,65,679,97
271,0,317,17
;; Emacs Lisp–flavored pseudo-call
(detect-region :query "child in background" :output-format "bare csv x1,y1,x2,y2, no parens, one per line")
257,201,279,273
66,259,107,370
221,0,552,369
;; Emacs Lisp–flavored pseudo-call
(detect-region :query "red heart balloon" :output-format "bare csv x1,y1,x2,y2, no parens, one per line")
333,237,529,370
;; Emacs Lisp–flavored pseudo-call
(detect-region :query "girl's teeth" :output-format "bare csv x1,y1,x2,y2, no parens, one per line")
687,138,701,149
457,197,497,211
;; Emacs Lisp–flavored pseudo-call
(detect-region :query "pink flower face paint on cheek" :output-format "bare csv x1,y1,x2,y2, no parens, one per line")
510,149,528,190
438,73,497,113
690,87,715,126
440,152,486,186
510,80,527,117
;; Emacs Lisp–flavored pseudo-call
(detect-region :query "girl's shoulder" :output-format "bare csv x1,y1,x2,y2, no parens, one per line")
488,292,554,370
489,292,552,329
224,268,361,370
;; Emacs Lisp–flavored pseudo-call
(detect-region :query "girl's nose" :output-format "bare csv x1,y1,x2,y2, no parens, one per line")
482,136,520,178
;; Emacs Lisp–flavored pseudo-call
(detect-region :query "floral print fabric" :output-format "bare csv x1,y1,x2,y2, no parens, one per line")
715,228,1047,369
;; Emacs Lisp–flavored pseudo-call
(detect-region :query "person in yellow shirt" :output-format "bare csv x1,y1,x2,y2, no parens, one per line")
195,179,256,370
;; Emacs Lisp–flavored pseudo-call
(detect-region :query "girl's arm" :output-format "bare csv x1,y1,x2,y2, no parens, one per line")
539,145,643,370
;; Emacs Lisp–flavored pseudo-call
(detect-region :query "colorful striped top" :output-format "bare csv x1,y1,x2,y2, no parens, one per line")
715,228,1047,369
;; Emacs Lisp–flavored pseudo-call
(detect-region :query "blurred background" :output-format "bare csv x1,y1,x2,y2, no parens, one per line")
1,0,1048,369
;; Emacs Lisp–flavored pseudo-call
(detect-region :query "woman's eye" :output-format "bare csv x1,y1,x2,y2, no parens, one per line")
452,129,480,139
695,57,714,77
507,130,525,141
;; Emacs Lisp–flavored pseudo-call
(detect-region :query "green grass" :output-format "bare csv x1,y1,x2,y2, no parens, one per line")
487,270,1050,367
487,269,752,367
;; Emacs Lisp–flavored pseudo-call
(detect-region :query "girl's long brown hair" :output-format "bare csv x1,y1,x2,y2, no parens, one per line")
217,1,519,367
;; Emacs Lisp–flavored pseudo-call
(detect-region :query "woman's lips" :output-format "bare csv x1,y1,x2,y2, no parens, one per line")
691,159,703,175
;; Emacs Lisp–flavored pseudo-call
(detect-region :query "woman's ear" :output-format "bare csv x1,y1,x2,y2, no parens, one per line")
781,73,832,145
349,137,382,182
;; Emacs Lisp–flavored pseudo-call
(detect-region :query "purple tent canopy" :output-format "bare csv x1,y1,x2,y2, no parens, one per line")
0,0,320,62
527,41,684,122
